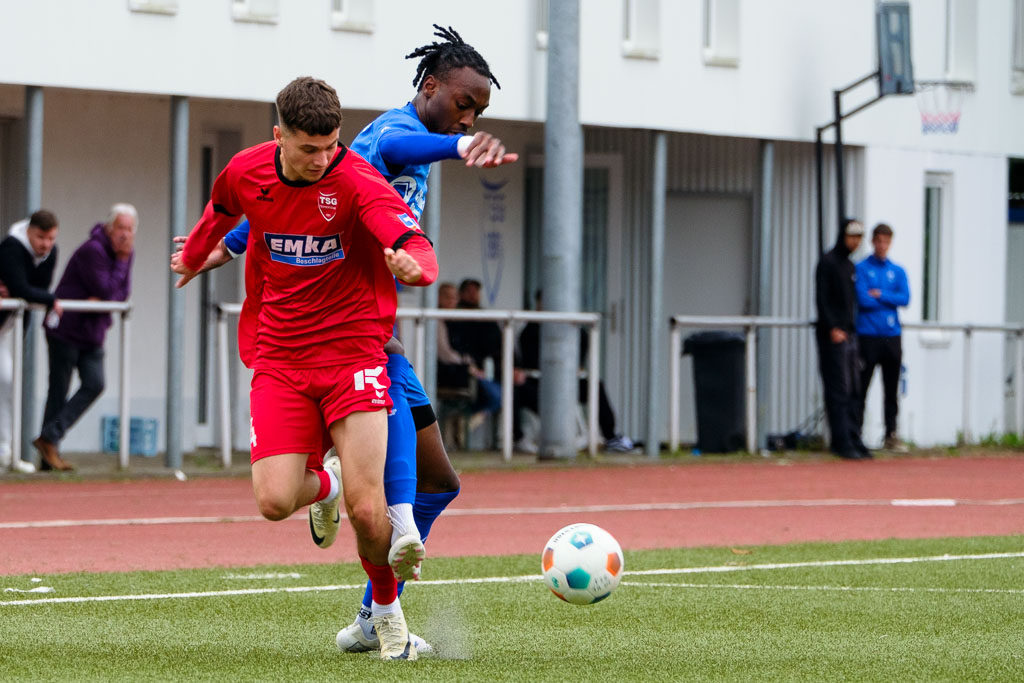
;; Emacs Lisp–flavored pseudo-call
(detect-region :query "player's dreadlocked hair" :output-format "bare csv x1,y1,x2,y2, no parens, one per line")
406,24,501,91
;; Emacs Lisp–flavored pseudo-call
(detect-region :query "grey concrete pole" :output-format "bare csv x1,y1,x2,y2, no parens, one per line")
420,162,441,403
20,86,43,465
645,131,667,458
756,140,775,453
539,0,583,459
166,95,188,469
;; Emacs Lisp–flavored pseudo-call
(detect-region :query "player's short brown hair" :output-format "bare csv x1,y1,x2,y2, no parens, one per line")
276,77,343,136
872,223,894,239
28,209,58,232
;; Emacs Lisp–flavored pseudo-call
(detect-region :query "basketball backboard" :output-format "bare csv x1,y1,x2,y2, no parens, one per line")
877,1,915,95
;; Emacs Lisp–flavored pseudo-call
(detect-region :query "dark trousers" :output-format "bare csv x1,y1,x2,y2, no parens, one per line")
513,377,617,441
857,335,902,437
40,336,105,445
815,331,864,453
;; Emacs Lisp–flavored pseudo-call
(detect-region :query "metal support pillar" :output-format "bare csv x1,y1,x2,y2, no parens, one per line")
166,95,188,469
756,140,774,453
539,0,582,459
20,86,43,465
645,131,667,458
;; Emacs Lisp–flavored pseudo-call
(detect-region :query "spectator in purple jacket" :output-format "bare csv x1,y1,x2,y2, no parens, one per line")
33,204,135,471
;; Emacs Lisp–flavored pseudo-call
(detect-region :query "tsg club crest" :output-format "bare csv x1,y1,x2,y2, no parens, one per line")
318,190,338,221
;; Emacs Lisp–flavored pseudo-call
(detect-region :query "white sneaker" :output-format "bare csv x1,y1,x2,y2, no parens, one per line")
308,452,342,549
514,437,538,454
335,620,433,654
10,459,36,474
388,533,425,582
372,603,417,661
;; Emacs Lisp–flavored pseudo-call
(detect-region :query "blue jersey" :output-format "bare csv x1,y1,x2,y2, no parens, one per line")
351,102,461,221
225,102,460,247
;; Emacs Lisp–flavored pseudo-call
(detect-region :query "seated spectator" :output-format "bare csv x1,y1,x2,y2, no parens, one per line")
513,290,634,453
0,210,61,473
436,281,499,433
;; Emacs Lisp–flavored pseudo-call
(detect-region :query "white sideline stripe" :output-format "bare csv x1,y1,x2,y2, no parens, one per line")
623,582,1024,595
625,552,1024,576
2,552,1021,607
3,498,1023,530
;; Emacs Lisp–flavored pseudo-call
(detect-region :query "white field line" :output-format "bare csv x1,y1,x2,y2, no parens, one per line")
3,498,1023,530
2,552,1021,607
622,582,1024,595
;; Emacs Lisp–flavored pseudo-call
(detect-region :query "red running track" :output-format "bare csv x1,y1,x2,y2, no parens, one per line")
1,456,1022,575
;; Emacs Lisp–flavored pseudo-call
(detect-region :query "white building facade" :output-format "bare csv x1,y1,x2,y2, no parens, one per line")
0,0,1021,454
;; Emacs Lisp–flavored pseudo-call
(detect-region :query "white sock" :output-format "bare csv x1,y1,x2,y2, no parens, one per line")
371,598,400,618
386,503,419,545
323,467,340,503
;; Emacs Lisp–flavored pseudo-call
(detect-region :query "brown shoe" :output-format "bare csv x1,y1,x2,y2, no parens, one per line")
33,437,74,471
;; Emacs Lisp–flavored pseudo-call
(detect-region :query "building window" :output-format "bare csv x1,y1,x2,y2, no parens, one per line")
232,0,278,24
703,0,740,67
622,0,660,60
128,0,178,14
1014,0,1024,94
331,0,373,33
536,0,549,49
923,173,951,321
944,0,977,82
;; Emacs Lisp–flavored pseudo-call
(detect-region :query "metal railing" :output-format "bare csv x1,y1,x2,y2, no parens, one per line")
215,304,601,466
2,298,133,469
668,315,1024,453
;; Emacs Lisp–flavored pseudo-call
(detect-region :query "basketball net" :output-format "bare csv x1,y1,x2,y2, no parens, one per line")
914,81,972,135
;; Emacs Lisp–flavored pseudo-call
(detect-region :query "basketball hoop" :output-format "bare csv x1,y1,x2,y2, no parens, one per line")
914,80,973,134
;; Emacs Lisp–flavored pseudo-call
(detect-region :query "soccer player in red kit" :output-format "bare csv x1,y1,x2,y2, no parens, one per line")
176,77,436,661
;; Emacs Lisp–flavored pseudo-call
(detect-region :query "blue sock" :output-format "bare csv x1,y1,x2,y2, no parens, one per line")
413,489,460,542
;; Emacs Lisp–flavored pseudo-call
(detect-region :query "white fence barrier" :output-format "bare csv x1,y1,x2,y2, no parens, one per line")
2,298,133,469
216,304,602,466
669,315,1024,454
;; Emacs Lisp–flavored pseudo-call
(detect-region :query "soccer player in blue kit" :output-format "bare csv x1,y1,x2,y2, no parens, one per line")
173,25,517,654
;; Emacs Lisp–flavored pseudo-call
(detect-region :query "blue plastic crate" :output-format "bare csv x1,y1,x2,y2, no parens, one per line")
101,416,159,457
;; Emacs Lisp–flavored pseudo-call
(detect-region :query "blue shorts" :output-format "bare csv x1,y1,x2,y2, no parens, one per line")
403,362,430,409
384,354,418,506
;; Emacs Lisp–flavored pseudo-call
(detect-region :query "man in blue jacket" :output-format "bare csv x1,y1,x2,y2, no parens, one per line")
855,223,910,451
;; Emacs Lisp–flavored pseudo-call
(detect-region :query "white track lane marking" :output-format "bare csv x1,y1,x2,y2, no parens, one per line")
3,498,1023,530
2,552,1021,607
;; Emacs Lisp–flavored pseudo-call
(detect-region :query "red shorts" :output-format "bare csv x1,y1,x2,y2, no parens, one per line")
248,360,392,464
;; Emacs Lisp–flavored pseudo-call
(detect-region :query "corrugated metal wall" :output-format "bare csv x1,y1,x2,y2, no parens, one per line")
584,127,863,444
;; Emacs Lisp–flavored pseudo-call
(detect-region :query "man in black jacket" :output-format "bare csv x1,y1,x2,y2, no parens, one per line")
815,218,870,460
0,209,61,473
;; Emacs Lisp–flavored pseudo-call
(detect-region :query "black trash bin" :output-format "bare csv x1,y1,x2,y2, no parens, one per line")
683,331,746,453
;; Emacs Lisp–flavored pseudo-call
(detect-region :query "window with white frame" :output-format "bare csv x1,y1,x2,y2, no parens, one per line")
331,0,373,33
232,0,278,24
622,0,660,59
944,0,977,82
703,0,740,67
128,0,177,14
1014,0,1024,94
536,0,549,49
923,173,951,322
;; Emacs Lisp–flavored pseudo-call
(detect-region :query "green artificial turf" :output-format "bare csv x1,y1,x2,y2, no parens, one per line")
1,536,1022,682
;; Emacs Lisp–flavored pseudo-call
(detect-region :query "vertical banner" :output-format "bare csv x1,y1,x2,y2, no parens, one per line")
480,177,508,306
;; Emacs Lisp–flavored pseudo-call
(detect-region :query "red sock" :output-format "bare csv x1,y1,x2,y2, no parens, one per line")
311,468,331,503
360,556,398,605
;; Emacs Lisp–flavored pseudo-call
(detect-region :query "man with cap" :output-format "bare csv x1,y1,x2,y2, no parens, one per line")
814,218,870,460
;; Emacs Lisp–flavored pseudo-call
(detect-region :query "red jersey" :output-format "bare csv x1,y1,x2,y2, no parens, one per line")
182,141,437,369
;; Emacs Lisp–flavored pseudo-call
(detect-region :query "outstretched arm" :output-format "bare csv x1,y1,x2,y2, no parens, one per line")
378,129,518,169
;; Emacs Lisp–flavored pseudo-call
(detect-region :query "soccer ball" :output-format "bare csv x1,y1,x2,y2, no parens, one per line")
541,523,624,605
